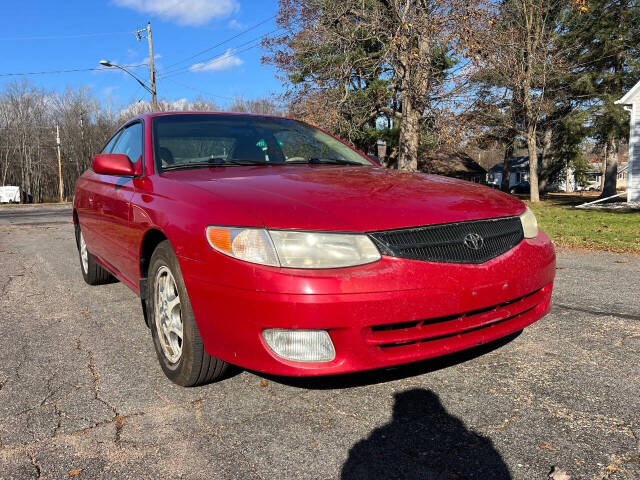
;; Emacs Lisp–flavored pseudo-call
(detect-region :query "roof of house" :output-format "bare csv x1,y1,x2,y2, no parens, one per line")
418,151,486,176
616,79,640,105
488,156,529,173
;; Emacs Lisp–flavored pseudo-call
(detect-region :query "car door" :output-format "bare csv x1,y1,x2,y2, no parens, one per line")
78,129,122,256
88,121,143,282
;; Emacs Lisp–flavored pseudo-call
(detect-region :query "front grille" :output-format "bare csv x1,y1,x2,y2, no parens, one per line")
364,286,548,351
369,216,524,264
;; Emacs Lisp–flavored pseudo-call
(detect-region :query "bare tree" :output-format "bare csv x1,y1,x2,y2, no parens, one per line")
227,96,285,115
264,0,467,170
464,0,570,201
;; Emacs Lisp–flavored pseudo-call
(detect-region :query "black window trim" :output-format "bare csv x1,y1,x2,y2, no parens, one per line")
111,119,145,177
100,130,123,155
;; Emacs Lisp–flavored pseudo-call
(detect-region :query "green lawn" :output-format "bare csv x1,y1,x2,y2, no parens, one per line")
527,194,640,253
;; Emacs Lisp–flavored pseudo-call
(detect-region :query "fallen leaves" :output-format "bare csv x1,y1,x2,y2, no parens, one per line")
605,463,621,474
548,466,571,480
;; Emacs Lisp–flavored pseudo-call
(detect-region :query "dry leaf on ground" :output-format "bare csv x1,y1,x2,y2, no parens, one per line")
548,466,571,480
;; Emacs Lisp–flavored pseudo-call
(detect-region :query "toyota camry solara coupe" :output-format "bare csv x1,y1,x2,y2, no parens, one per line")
73,112,555,386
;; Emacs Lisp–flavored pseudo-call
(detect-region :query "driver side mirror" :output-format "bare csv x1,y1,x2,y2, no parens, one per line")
92,154,135,176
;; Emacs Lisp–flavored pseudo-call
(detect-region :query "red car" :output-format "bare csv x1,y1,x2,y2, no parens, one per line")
73,112,555,386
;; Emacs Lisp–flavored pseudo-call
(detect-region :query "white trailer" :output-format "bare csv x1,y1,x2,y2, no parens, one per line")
0,186,20,203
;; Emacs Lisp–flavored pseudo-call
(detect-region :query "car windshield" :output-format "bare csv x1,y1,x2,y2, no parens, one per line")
152,114,373,171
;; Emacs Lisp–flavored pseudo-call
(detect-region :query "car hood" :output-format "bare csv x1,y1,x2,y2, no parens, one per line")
164,165,526,231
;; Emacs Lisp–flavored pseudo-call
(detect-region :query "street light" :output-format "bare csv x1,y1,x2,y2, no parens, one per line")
99,59,158,111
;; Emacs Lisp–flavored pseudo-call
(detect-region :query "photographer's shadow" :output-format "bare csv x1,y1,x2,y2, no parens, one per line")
341,389,511,480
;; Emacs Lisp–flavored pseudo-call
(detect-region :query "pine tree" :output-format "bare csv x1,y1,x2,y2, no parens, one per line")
561,0,640,197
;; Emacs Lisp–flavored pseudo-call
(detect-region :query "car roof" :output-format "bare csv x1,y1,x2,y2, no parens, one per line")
131,111,296,123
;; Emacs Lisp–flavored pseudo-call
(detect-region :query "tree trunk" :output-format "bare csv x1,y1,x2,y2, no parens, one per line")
1,149,9,185
538,126,553,193
397,101,420,171
526,127,540,202
501,140,514,192
600,142,607,192
601,138,618,197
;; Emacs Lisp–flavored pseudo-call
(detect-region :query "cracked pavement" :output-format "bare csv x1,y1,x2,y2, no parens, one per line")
0,204,638,479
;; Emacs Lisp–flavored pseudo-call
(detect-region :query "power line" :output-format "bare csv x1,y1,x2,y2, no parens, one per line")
161,15,276,71
163,78,235,100
159,30,279,79
0,31,134,41
160,42,263,80
0,64,148,77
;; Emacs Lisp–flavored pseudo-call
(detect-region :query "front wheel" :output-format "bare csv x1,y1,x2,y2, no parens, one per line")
148,240,229,386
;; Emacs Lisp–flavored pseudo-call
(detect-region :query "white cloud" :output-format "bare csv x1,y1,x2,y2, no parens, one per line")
113,0,239,26
140,53,162,65
189,49,243,72
102,86,120,97
227,19,245,30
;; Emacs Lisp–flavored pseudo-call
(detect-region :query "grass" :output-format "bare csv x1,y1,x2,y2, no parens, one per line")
525,193,640,254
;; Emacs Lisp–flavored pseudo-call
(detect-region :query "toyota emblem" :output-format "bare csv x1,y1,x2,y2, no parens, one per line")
463,233,484,250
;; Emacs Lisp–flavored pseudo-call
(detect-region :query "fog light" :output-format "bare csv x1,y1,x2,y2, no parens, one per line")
262,329,336,362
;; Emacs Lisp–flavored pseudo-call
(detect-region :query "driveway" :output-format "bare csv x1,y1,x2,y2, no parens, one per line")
0,205,638,479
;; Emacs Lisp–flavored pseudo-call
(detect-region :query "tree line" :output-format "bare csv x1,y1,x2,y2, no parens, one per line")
1,0,638,203
263,0,640,201
0,81,283,203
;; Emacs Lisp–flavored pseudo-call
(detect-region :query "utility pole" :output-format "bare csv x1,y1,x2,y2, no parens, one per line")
55,125,63,203
147,22,158,112
137,22,158,111
80,112,86,173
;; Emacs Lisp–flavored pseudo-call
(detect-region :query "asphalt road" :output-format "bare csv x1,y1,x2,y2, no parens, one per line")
0,205,638,480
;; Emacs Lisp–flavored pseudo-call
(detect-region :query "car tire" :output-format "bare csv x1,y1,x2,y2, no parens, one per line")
75,225,114,285
148,240,229,387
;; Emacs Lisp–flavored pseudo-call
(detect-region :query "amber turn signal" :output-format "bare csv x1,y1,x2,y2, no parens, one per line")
206,227,232,253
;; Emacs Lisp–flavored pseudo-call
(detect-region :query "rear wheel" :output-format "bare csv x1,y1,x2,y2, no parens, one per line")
75,225,113,285
148,240,229,386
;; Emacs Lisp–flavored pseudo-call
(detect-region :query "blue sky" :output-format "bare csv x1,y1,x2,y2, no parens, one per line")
0,0,283,108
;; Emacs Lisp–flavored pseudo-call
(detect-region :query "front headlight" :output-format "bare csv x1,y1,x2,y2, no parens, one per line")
206,226,381,268
268,230,380,268
519,206,538,238
206,227,279,266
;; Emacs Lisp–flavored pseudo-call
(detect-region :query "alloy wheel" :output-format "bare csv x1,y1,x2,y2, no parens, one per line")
79,231,89,273
154,265,183,364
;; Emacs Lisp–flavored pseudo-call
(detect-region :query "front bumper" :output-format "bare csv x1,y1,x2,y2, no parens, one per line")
179,232,555,376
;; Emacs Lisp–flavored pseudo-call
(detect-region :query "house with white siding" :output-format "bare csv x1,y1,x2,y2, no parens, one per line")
486,156,530,190
615,83,640,202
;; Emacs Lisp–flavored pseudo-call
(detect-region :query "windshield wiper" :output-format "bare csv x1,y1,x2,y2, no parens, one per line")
162,157,270,171
208,157,272,166
286,157,365,166
162,156,364,171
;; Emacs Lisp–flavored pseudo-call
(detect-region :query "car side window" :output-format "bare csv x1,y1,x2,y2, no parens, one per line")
101,131,121,154
111,122,143,163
